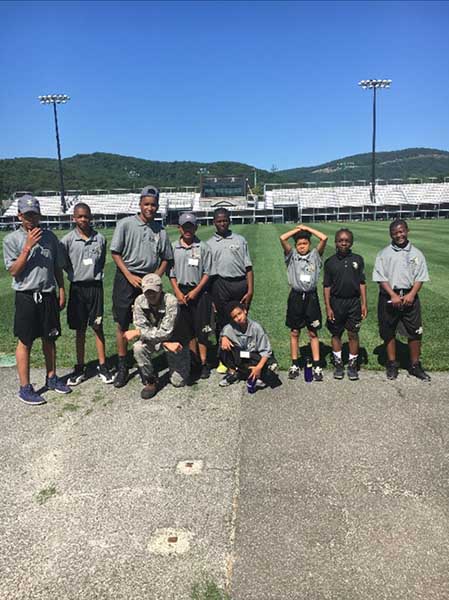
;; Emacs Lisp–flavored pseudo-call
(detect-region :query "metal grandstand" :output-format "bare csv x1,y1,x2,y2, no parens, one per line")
1,178,449,230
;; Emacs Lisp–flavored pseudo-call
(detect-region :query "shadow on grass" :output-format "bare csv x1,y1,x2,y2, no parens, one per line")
373,340,411,370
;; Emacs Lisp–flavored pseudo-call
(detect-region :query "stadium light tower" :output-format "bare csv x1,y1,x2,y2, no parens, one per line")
38,94,71,213
358,79,391,203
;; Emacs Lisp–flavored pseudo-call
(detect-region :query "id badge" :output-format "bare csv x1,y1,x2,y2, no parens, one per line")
188,258,199,266
240,350,250,359
83,258,94,266
300,273,311,283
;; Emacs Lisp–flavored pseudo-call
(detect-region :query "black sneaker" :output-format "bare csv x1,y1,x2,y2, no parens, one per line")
313,366,323,382
219,372,239,387
347,358,359,381
114,362,129,388
97,364,114,384
288,364,300,379
409,362,431,382
386,361,399,380
67,365,86,387
333,359,344,380
46,375,72,394
200,364,211,379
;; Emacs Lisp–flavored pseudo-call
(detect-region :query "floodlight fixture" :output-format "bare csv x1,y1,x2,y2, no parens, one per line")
38,93,71,213
358,78,392,203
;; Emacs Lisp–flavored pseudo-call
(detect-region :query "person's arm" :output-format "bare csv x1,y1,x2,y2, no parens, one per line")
156,259,168,278
248,355,269,381
241,268,253,308
169,276,188,305
138,297,179,345
111,252,142,288
279,226,302,255
360,283,368,319
300,224,328,256
185,273,209,303
402,282,422,306
54,267,66,310
379,281,402,308
8,228,42,278
323,286,334,321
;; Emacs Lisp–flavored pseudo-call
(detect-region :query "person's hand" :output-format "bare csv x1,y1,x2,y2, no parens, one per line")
390,292,402,308
401,292,415,306
361,304,368,319
25,227,42,251
58,288,66,311
326,307,335,322
123,329,140,342
175,290,187,305
163,341,183,353
240,291,253,308
126,273,142,288
185,289,198,303
248,365,262,381
221,336,234,351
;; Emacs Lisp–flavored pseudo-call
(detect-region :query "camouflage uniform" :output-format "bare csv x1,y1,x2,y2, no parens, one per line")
132,292,190,385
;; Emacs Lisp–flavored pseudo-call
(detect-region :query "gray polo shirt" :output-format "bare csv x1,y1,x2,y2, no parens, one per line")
207,231,252,278
61,228,106,282
220,318,272,358
3,227,64,292
373,242,429,289
285,248,321,292
169,238,212,286
110,215,173,274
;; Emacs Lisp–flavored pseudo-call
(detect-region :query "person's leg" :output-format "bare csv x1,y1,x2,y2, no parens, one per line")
166,345,191,387
16,340,32,386
116,325,128,358
385,337,396,362
408,339,421,365
198,342,208,364
348,330,359,356
42,338,56,378
331,335,343,353
93,325,107,365
307,329,320,362
76,330,86,366
290,329,299,361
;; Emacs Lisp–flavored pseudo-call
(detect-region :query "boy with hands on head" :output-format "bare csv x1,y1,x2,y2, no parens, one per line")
280,223,328,381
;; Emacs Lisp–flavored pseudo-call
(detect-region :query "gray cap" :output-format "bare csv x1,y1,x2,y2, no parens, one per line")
141,273,162,293
140,186,159,200
18,194,40,214
179,212,197,226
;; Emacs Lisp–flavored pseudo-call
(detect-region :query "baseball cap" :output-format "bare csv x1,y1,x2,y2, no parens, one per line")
141,273,162,293
18,195,40,214
179,212,197,226
140,186,159,200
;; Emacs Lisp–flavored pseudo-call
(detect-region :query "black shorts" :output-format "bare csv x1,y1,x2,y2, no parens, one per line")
14,291,61,346
210,276,248,328
68,281,104,331
326,296,362,337
285,289,322,332
112,269,144,330
175,286,213,344
378,292,423,341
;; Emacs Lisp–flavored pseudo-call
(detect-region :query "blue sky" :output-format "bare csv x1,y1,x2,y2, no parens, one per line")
1,0,448,170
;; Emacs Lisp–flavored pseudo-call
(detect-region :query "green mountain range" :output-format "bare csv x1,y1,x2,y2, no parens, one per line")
1,148,448,200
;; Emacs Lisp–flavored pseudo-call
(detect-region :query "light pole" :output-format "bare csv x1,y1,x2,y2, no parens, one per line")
358,79,391,203
38,94,71,213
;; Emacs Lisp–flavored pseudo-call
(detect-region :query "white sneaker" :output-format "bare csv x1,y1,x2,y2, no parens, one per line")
288,364,300,379
255,378,267,389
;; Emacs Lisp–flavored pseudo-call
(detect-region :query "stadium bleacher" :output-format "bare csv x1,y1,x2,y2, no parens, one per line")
2,181,449,229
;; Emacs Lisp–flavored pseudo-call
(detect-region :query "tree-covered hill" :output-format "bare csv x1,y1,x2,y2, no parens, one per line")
1,148,449,200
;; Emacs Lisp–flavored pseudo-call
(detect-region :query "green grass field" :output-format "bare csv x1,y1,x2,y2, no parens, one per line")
1,220,448,371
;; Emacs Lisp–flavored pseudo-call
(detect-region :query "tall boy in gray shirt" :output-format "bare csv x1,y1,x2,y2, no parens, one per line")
373,219,430,381
110,186,173,388
3,195,71,405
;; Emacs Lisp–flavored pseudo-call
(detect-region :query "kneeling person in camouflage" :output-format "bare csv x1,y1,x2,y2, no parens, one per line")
124,274,190,399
